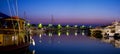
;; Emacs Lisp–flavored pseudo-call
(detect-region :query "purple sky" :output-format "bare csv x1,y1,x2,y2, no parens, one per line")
0,0,120,25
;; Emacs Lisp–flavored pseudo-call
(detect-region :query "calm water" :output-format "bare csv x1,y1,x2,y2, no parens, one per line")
17,30,120,54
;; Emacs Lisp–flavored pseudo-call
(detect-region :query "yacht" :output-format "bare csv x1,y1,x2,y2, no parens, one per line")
0,16,30,51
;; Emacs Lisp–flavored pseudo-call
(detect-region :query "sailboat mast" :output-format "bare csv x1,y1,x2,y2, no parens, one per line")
51,15,54,24
15,0,20,45
15,0,18,17
7,0,17,45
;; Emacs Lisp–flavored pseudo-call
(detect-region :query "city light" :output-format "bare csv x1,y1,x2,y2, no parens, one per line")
58,31,61,36
66,25,70,28
89,25,92,28
74,25,78,28
1,0,120,53
66,31,69,36
27,23,30,26
58,24,62,29
75,32,77,36
48,24,52,27
80,25,85,29
82,30,85,35
38,23,42,28
82,25,85,28
48,32,52,37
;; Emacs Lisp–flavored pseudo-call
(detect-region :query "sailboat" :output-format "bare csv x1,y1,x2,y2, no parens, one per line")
0,0,30,51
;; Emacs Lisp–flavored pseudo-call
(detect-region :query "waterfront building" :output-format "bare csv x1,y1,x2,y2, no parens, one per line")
102,21,120,37
91,20,120,37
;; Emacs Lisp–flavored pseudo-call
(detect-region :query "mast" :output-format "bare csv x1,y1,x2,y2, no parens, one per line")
24,11,26,30
51,15,54,24
15,0,20,45
7,0,16,45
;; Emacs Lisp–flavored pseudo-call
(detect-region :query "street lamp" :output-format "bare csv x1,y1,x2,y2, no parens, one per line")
38,23,42,29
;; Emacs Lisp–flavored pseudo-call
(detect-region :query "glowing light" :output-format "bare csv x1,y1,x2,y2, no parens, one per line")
82,30,85,35
39,34,42,38
27,23,30,26
12,36,18,41
75,32,77,36
58,24,62,29
74,25,78,28
38,23,42,28
32,39,35,46
58,31,61,36
48,24,52,27
82,25,85,28
80,25,86,29
66,31,69,36
32,50,35,54
48,32,52,37
66,25,69,28
30,36,32,44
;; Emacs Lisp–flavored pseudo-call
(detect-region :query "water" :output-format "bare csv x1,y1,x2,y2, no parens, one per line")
10,30,120,54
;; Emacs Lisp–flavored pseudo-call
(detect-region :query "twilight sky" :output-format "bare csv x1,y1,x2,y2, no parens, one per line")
0,0,120,25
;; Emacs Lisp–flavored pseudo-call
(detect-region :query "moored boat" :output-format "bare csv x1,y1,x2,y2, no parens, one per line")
0,17,30,51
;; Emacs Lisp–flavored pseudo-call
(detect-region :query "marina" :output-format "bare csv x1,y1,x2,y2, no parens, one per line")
0,0,120,54
14,30,120,54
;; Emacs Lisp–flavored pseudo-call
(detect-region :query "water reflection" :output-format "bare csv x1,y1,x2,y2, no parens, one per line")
32,39,35,46
114,40,120,48
32,50,35,54
74,30,78,36
58,30,61,36
66,31,69,36
39,34,42,38
32,29,120,48
75,32,77,36
39,40,42,43
48,32,52,37
102,37,120,48
82,30,85,35
26,29,120,54
58,41,61,44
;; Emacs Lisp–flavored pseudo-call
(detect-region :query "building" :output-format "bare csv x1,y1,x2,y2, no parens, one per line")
102,21,120,37
91,20,120,37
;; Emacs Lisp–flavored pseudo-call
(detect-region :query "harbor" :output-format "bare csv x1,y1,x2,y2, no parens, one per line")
0,0,120,54
15,29,120,54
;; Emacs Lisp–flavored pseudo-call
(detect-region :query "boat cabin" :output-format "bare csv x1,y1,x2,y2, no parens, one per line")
0,17,30,46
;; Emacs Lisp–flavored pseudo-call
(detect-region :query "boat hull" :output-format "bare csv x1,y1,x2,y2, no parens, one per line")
0,43,30,53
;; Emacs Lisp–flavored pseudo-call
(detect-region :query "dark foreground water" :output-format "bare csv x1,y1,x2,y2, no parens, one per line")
3,30,120,54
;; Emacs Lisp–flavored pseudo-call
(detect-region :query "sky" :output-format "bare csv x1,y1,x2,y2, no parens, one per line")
0,0,120,25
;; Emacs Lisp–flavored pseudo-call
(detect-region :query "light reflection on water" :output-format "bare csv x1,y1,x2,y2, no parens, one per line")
27,30,120,54
29,30,120,54
101,37,120,48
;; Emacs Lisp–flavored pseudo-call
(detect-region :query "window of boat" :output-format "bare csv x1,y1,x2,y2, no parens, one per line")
1,20,19,29
14,21,19,29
